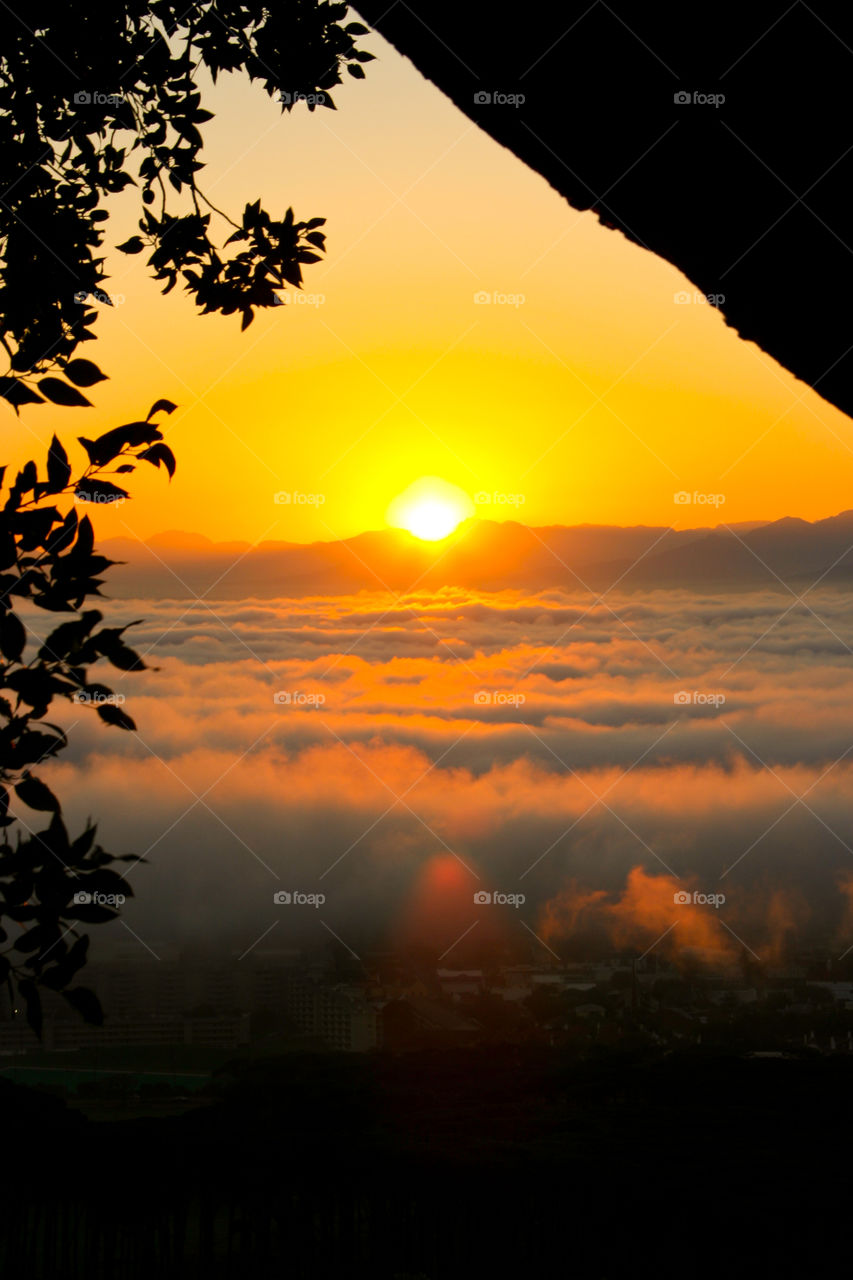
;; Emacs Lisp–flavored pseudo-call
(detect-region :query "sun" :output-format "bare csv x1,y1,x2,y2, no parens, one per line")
386,477,475,542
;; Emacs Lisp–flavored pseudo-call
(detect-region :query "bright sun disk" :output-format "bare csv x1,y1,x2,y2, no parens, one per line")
386,477,474,542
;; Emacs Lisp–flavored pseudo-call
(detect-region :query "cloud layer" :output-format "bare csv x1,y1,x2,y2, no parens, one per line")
21,585,853,965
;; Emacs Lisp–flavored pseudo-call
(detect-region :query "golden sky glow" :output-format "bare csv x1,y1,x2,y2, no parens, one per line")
3,28,853,545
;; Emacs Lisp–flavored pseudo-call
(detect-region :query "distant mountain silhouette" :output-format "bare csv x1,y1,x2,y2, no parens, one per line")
100,512,853,598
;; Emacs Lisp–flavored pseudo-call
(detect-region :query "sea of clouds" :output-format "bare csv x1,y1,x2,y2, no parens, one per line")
22,585,853,965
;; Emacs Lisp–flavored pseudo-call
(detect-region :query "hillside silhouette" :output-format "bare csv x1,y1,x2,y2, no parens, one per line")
356,0,853,419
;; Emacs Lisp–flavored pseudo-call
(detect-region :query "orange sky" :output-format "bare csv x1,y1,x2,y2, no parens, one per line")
3,26,853,544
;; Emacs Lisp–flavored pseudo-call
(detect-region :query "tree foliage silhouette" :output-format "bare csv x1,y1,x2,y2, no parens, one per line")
0,1,374,407
0,404,176,1034
0,2,374,1034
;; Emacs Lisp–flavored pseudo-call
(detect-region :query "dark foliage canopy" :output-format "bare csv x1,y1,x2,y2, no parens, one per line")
0,2,374,1034
0,402,177,1034
0,1,374,410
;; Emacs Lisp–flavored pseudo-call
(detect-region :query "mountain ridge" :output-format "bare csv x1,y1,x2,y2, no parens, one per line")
96,512,853,598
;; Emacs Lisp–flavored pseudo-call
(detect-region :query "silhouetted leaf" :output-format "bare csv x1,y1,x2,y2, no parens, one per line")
0,531,14,570
76,437,98,466
41,938,90,988
74,479,129,504
6,728,67,765
12,505,59,550
38,611,102,661
80,868,132,897
0,379,44,413
62,987,103,1025
0,610,26,661
97,702,136,730
4,667,55,711
46,434,71,492
37,379,93,408
82,421,162,466
138,443,176,477
63,359,108,387
100,641,146,672
18,980,42,1039
74,514,94,558
70,825,97,861
146,399,177,420
15,775,61,812
13,460,37,495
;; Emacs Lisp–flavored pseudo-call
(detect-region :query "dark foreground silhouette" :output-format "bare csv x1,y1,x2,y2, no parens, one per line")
2,1044,850,1277
357,0,853,420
